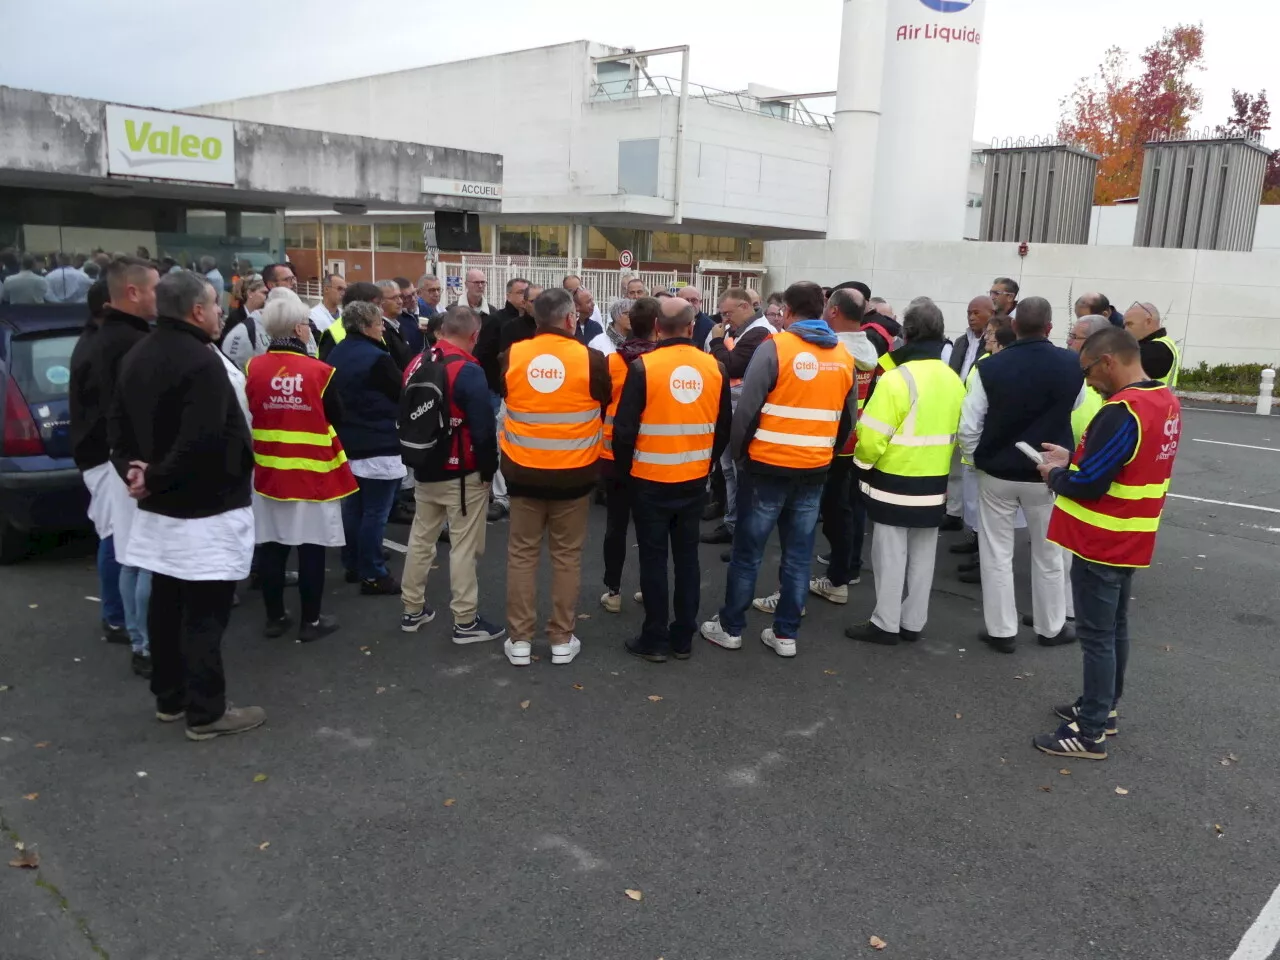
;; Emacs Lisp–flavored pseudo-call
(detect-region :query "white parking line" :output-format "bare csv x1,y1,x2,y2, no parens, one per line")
1193,439,1280,453
1167,494,1280,515
382,539,408,554
1229,881,1280,960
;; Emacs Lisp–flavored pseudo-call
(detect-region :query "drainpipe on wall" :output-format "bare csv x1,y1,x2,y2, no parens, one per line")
671,46,690,226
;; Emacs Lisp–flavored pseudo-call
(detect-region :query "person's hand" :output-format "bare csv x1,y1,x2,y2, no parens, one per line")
1036,443,1070,480
710,323,726,340
126,460,149,499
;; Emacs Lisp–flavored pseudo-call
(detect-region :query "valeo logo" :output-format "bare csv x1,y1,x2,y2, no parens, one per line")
919,0,974,11
123,119,224,162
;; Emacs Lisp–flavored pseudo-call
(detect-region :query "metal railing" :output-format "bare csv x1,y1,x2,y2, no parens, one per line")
589,75,834,130
438,256,685,311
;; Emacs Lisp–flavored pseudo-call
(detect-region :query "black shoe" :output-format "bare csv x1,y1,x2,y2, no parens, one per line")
624,637,668,663
360,575,400,596
670,645,692,661
1038,622,1077,647
958,568,982,584
949,537,979,555
845,621,899,645
957,556,980,573
298,615,339,643
102,621,130,645
979,630,1016,654
487,502,508,523
940,514,963,532
900,628,921,642
1023,613,1076,628
131,652,152,679
264,615,293,638
701,500,723,522
720,549,731,563
344,569,359,584
700,524,733,544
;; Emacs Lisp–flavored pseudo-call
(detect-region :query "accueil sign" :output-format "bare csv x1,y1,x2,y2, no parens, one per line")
105,104,236,185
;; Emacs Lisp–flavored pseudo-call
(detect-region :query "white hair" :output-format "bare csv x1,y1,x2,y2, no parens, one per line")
261,287,310,339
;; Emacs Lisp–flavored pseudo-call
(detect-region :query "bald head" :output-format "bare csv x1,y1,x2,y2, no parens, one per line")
1068,314,1113,354
676,287,704,311
658,295,696,338
1123,301,1161,339
1075,291,1110,319
967,295,995,335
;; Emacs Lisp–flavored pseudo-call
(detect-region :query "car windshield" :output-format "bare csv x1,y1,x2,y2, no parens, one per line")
9,333,77,404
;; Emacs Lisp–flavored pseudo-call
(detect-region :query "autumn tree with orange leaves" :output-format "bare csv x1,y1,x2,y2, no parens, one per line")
1057,24,1205,204
1216,89,1280,204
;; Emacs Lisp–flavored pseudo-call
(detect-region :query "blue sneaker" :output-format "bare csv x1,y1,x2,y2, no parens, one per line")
1054,699,1119,737
452,616,506,645
401,606,436,633
1033,720,1108,760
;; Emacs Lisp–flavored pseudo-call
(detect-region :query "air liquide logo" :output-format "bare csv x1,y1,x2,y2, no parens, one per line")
793,352,820,382
919,0,974,11
527,354,566,393
669,365,704,404
105,104,236,185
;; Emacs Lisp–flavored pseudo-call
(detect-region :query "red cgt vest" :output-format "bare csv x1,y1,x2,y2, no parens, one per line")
245,350,358,502
1046,384,1181,568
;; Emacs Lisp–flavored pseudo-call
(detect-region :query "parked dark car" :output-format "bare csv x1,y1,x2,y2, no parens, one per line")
0,304,92,562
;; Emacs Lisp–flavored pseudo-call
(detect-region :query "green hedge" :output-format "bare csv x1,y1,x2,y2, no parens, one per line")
1178,362,1279,395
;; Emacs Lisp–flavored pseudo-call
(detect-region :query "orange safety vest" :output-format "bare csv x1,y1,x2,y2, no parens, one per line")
631,345,723,484
244,350,357,502
600,351,630,461
500,333,602,470
1046,384,1181,568
748,330,854,471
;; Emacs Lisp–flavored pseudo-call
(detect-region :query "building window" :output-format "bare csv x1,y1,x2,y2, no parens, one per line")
498,224,531,255
348,224,372,251
376,223,401,251
401,223,425,252
651,231,692,262
587,227,647,262
324,223,348,251
532,224,568,257
298,223,318,250
746,238,763,263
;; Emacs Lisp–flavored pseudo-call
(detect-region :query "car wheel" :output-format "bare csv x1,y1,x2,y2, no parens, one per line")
0,522,30,564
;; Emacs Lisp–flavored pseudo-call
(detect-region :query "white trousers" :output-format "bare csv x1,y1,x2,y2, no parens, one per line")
976,472,1064,639
944,449,964,519
1062,547,1075,620
870,523,938,634
491,400,509,507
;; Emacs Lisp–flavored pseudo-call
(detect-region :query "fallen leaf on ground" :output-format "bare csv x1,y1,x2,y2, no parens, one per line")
34,741,49,748
955,712,962,720
869,935,887,950
1059,769,1072,776
22,793,38,801
0,737,11,742
572,683,584,691
648,695,663,702
1013,675,1024,681
625,888,643,901
258,841,271,850
359,646,369,651
8,846,38,869
363,651,371,656
1114,786,1129,796
136,772,147,778
520,700,530,710
1038,785,1052,792
443,798,456,807
28,604,37,609
823,669,837,676
0,685,9,692
253,773,269,783
1162,645,1172,652
531,654,542,661
1220,758,1232,766
577,613,591,620
1228,753,1241,762
1214,824,1224,835
375,687,386,695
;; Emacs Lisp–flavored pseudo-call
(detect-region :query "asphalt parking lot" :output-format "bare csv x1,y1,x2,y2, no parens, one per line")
3,405,1280,960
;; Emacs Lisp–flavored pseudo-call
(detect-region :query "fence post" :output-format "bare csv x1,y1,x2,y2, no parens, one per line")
1258,369,1275,416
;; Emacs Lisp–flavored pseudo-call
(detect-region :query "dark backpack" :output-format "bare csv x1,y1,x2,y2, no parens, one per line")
397,348,464,471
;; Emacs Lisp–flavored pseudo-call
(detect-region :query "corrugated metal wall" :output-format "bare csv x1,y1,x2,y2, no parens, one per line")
1133,138,1270,252
980,146,1097,244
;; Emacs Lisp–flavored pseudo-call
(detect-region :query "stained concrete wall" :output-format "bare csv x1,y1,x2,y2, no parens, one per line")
764,239,1280,369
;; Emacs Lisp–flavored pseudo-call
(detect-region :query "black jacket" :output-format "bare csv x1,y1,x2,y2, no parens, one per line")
108,317,253,519
69,307,151,470
1139,328,1176,382
611,337,732,498
475,304,520,394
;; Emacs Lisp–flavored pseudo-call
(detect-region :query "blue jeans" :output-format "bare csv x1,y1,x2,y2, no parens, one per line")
96,536,125,627
341,477,400,580
719,472,824,639
119,565,152,656
1072,557,1134,739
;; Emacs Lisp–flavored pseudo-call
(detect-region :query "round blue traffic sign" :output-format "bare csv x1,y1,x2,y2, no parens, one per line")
919,0,974,11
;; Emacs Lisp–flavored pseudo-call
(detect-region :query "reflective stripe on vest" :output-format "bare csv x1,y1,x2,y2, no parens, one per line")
747,331,853,471
499,335,602,470
1153,335,1180,389
1046,385,1181,568
631,344,723,483
601,351,629,459
244,352,357,502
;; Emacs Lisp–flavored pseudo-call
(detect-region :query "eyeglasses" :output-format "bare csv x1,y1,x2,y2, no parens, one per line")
1129,301,1155,322
989,289,1009,299
1082,355,1107,376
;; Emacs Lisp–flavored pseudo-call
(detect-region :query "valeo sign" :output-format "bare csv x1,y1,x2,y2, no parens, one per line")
105,104,236,185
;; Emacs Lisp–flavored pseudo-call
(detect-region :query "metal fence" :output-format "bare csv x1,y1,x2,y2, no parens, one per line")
438,256,683,309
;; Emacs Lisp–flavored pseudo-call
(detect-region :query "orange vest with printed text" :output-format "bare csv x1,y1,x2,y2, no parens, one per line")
631,345,723,483
748,330,854,471
500,334,602,470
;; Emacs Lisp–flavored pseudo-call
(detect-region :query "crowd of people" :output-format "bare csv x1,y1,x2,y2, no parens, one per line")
65,254,1184,761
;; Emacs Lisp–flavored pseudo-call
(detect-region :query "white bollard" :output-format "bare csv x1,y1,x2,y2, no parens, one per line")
1258,369,1275,416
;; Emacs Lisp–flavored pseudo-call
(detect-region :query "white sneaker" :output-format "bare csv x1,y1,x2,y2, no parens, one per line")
550,635,581,664
504,639,532,666
633,591,644,603
600,591,622,614
761,627,797,658
700,616,742,650
752,591,807,616
809,576,848,605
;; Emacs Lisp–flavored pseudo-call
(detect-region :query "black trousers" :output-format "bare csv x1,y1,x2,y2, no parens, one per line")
259,541,326,624
602,475,634,593
822,456,866,586
148,574,236,727
633,482,704,655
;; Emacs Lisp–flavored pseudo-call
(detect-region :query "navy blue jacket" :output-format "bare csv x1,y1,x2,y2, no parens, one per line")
573,315,603,345
327,331,402,460
398,311,425,357
974,337,1083,483
692,311,714,352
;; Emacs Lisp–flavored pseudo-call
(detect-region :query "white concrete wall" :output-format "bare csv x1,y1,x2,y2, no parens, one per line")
764,239,1280,368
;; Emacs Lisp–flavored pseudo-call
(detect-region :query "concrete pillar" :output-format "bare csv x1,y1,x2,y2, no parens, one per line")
827,0,887,240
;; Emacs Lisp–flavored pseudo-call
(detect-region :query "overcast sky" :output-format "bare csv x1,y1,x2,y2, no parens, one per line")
1,0,1274,144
